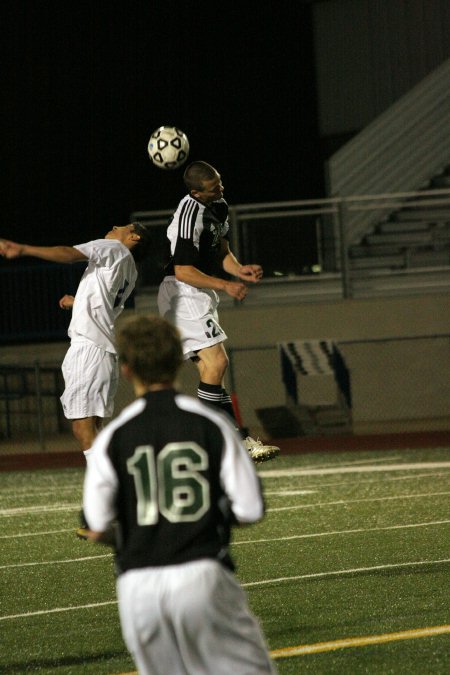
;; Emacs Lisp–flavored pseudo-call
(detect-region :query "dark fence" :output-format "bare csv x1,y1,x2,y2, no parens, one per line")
0,261,86,344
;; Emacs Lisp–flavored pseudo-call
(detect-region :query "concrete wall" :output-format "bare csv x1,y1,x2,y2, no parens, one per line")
213,292,450,436
1,292,449,444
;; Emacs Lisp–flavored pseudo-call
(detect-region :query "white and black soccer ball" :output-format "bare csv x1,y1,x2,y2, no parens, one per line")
147,126,190,170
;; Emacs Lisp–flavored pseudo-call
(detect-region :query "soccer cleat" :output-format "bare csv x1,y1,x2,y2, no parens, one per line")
76,509,89,540
76,526,89,540
244,436,280,463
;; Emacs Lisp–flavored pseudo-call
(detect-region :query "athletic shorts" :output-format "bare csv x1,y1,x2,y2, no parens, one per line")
158,277,227,359
117,559,277,675
60,341,118,419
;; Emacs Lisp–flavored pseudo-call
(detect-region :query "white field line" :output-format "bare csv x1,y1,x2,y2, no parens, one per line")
259,461,450,478
0,553,111,571
270,624,450,659
233,519,450,546
0,599,117,621
1,478,447,521
0,455,404,500
267,491,450,513
5,467,441,510
265,471,450,495
0,485,81,498
241,558,450,588
380,470,449,482
265,489,316,496
1,518,448,557
306,471,450,489
0,461,446,507
1,558,449,622
0,503,80,517
1,489,448,521
3,517,449,545
285,455,403,471
0,528,74,539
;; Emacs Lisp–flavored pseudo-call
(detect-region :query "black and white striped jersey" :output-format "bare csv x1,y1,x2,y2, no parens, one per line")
163,194,230,277
83,389,264,574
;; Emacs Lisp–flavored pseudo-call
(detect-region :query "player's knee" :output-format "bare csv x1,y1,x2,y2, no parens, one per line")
216,350,229,374
206,359,228,382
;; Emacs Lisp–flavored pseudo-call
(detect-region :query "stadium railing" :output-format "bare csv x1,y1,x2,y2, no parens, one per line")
132,187,450,301
1,189,449,339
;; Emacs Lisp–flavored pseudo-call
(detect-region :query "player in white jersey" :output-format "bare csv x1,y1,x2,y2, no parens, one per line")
0,223,150,457
158,161,279,463
82,314,278,675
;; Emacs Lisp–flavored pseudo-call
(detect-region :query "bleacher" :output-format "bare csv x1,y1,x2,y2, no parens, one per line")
349,167,450,272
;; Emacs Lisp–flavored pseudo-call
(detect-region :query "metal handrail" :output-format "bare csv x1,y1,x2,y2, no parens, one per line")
131,187,450,299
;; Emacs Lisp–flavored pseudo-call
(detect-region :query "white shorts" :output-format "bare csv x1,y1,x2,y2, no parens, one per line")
60,341,118,419
117,559,277,675
158,277,227,359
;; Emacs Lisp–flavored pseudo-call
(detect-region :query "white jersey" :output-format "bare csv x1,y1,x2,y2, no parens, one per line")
68,239,137,353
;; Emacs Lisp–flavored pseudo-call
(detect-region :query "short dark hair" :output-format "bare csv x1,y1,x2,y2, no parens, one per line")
116,314,183,385
183,161,218,192
131,222,151,262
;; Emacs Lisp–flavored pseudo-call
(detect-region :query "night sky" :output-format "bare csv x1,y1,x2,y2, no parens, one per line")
3,1,323,246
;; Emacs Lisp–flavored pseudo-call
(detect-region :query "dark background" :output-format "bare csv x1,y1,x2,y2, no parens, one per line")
2,0,324,246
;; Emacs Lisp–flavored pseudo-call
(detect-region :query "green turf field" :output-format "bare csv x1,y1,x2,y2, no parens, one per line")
1,445,449,674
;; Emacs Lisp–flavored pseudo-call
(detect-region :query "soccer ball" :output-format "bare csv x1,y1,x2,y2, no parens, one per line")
147,126,190,170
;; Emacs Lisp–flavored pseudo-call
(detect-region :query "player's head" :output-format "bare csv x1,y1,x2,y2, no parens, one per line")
116,314,183,387
105,222,151,262
129,222,151,262
183,161,224,204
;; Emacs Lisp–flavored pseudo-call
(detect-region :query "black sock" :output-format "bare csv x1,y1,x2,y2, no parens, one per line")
220,388,237,421
197,382,223,409
197,383,238,424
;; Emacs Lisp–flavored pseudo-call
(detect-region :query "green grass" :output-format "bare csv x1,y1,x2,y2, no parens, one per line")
1,446,449,674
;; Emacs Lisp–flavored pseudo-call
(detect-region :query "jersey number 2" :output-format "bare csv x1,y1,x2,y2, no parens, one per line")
126,443,210,525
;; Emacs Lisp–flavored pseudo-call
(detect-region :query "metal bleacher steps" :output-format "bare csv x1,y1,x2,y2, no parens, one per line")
432,174,450,188
349,167,450,272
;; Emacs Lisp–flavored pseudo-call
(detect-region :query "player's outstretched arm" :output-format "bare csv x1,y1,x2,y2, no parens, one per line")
220,241,263,284
174,264,248,300
0,239,87,264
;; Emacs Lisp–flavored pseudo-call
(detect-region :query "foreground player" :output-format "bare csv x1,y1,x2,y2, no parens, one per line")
0,224,150,459
158,160,279,463
82,315,277,675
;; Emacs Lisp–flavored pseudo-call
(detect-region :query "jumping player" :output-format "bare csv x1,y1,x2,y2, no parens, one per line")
82,314,278,675
0,224,150,459
157,160,279,463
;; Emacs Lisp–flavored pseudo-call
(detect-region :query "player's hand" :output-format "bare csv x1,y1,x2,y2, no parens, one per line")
224,280,248,301
59,294,75,310
0,239,24,259
237,264,263,283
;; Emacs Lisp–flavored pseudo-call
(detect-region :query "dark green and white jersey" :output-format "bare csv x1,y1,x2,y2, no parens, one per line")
83,389,264,574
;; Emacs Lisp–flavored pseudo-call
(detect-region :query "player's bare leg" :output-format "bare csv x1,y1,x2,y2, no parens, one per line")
73,416,103,540
194,345,279,464
72,416,103,453
195,343,228,385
